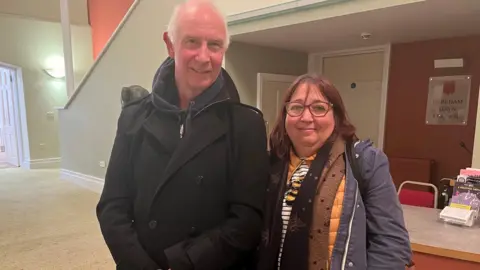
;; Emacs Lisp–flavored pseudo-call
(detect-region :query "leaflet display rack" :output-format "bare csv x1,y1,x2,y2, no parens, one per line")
439,168,480,227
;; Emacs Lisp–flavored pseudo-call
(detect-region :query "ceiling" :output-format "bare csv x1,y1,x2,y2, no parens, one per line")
231,0,480,53
0,0,89,25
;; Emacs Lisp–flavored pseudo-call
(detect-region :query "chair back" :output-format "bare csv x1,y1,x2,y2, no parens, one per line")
398,180,439,208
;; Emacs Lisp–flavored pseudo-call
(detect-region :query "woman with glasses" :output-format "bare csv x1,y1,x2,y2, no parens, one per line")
255,74,413,270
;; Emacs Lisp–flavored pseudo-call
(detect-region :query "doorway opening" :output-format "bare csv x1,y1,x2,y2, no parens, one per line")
257,73,298,149
0,63,26,169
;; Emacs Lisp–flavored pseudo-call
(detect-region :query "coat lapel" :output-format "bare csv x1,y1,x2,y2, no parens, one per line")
142,110,180,154
153,110,227,197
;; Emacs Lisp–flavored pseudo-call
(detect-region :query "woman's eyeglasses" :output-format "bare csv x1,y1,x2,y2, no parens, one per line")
285,101,332,117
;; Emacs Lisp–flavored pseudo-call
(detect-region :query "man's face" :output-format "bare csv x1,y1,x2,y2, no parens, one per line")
166,8,227,93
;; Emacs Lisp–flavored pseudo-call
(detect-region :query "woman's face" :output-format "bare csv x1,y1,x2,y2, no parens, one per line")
285,83,335,155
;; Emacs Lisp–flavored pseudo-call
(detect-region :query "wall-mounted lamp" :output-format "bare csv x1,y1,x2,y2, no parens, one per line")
44,68,66,79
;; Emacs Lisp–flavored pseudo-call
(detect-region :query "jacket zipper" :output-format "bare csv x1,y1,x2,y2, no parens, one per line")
179,107,188,138
179,124,184,138
341,184,359,270
179,98,230,138
193,98,230,117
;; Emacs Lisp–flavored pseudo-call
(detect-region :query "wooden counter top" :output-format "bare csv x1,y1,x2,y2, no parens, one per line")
402,205,480,263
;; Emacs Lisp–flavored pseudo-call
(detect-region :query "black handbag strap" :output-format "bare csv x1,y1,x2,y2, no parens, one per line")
345,140,366,198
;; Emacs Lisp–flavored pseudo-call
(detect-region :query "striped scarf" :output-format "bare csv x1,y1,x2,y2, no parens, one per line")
278,160,310,269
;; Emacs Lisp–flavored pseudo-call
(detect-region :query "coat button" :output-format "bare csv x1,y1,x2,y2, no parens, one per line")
348,261,354,267
148,220,157,229
189,226,200,237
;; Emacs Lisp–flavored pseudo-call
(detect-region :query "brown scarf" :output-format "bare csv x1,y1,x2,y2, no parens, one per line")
309,137,346,269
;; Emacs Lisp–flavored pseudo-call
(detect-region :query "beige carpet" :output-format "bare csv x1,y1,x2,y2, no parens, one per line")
0,162,16,169
0,151,16,169
0,168,115,269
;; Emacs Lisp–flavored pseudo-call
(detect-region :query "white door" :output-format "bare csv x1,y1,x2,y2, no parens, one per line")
322,52,385,147
332,80,382,144
0,67,19,166
257,73,297,148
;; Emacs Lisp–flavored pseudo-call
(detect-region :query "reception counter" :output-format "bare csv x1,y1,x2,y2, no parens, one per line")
402,205,480,269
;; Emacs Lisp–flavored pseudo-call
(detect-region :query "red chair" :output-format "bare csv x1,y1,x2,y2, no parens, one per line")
397,181,438,208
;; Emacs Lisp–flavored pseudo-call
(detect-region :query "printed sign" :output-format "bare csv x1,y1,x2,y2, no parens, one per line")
425,75,472,125
451,179,480,212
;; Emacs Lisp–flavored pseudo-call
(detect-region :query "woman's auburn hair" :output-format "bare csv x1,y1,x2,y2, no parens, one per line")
269,73,357,160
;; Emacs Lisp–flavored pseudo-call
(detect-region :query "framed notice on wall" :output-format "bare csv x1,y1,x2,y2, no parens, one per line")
425,75,472,125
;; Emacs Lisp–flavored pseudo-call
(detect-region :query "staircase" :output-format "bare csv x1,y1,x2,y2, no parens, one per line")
58,0,184,180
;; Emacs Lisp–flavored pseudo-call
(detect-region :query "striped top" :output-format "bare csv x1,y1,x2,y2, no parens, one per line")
278,159,310,269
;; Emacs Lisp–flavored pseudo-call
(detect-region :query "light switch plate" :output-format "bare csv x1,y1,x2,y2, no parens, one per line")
46,111,55,119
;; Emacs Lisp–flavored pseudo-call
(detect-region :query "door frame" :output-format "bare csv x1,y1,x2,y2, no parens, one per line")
256,73,298,111
307,44,391,150
257,73,298,150
0,62,29,167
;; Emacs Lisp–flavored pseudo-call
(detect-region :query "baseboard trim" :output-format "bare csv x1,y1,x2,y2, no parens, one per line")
22,157,61,169
60,169,104,194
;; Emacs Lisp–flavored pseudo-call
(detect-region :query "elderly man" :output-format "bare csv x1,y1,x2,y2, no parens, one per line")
96,1,269,270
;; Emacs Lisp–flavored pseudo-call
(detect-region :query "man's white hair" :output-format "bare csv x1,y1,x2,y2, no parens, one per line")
166,0,230,49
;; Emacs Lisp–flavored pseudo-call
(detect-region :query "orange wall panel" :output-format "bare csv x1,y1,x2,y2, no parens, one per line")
87,0,134,59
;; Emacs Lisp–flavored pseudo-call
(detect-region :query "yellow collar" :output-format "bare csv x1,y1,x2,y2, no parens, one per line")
287,150,316,182
289,149,316,167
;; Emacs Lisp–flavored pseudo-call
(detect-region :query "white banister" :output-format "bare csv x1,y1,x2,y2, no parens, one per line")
60,0,75,98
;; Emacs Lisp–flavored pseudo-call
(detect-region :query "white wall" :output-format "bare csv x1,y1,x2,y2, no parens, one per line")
0,0,89,25
0,15,93,163
225,42,308,106
472,88,480,168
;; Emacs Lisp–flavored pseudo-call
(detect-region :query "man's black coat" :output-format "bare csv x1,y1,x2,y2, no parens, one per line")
96,58,269,270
